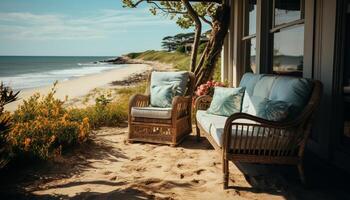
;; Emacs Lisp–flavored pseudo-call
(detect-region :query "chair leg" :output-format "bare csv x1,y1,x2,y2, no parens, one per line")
223,158,229,189
298,162,306,185
196,126,200,142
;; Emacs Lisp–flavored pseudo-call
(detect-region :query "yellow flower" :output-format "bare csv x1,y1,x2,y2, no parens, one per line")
24,138,31,150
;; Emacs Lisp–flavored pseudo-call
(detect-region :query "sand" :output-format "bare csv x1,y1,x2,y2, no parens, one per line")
1,127,289,200
4,64,151,112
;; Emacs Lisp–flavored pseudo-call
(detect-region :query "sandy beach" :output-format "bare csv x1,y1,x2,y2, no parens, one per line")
4,64,151,111
2,127,347,200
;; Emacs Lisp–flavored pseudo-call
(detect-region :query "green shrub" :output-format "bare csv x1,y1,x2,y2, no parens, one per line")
176,45,186,53
9,84,90,159
198,42,207,54
69,83,147,129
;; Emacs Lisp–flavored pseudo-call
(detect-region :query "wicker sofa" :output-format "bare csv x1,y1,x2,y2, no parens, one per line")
128,71,195,146
195,73,322,189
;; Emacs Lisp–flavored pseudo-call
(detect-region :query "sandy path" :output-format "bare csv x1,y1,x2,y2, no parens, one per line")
5,64,150,112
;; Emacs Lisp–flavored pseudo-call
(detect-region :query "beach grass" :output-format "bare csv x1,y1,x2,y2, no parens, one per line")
69,82,146,129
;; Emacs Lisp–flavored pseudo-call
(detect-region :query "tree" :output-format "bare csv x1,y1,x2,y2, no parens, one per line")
161,36,177,51
122,0,230,87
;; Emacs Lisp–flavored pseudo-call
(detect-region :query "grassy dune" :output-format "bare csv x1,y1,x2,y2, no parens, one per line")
126,50,221,81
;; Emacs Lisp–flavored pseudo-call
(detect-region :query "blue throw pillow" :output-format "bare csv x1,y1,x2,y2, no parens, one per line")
150,71,189,96
247,96,292,121
150,85,176,108
207,87,245,117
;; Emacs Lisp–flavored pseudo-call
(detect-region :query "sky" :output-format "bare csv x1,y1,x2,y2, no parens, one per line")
0,0,186,56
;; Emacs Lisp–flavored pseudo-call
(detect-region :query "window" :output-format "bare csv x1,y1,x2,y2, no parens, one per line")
243,0,257,73
271,0,305,76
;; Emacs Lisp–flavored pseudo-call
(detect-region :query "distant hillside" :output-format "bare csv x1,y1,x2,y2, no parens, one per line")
125,50,221,81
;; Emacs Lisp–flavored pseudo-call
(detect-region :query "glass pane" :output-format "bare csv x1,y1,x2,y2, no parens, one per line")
245,0,257,36
274,0,302,26
273,25,304,76
245,37,257,73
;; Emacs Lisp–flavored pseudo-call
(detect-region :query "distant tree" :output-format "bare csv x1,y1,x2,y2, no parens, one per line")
176,45,186,53
161,36,177,51
122,0,230,87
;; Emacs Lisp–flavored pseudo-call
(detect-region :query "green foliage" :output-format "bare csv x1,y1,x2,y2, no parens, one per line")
95,95,112,107
198,42,207,54
9,83,90,160
176,45,186,53
126,50,221,81
122,0,217,29
69,83,146,129
126,52,142,59
0,83,19,168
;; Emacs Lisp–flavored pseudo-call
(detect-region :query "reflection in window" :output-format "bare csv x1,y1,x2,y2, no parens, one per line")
274,0,302,26
273,25,304,76
245,38,256,73
247,0,257,35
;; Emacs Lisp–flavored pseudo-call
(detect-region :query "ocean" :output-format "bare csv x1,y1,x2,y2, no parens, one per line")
0,56,125,90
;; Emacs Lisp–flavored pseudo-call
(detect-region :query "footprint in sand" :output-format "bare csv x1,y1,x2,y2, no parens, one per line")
195,169,206,175
176,163,184,169
102,171,113,175
130,156,145,161
190,179,206,186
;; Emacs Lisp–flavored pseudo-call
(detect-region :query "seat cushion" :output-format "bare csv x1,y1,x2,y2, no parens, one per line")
150,71,189,97
150,85,176,108
131,107,172,119
207,87,245,117
196,110,261,148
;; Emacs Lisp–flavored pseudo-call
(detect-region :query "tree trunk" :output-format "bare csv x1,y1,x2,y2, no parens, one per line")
194,2,230,87
182,0,202,72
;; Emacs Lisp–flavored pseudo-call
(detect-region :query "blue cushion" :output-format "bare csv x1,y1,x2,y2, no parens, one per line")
239,73,262,96
150,85,175,108
252,75,277,99
207,87,245,117
269,76,312,117
240,73,263,113
247,96,291,121
150,71,189,96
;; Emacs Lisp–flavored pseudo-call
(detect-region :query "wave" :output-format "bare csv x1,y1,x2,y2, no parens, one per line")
0,64,124,90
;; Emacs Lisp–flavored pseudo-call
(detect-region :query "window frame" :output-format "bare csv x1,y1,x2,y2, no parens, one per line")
269,0,306,76
242,0,257,73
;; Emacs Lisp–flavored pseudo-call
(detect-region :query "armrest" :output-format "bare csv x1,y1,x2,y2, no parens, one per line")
194,95,212,113
129,94,150,111
222,112,303,154
172,95,192,119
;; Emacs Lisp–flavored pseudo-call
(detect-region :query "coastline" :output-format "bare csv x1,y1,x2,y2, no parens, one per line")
5,63,151,112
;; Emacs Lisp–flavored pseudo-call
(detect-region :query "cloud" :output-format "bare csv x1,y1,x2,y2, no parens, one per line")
0,8,173,40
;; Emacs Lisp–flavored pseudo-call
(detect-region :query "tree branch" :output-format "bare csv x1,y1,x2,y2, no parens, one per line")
199,15,212,27
148,1,187,14
181,0,202,72
131,0,146,7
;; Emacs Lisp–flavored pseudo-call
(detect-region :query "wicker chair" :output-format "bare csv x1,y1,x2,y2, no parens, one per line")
128,71,195,146
194,74,322,189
